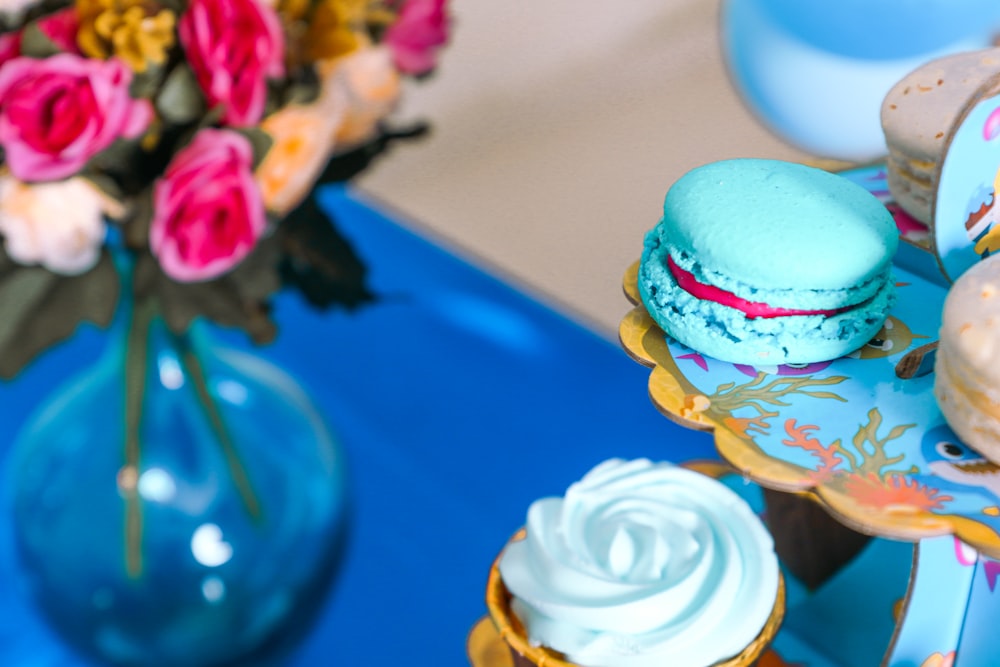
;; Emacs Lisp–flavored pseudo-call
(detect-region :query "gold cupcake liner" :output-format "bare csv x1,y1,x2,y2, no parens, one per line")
485,530,786,667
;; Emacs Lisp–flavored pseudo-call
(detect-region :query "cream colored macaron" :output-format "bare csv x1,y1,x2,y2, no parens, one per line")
881,48,1000,224
935,254,1000,461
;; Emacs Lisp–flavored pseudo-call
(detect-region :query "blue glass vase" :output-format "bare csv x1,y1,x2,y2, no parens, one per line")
4,299,348,666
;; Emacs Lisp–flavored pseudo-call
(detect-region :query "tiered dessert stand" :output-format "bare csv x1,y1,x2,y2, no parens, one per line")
613,164,1000,666
467,165,1000,667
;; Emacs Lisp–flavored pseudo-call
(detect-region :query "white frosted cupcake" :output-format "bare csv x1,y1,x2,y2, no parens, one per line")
486,459,784,667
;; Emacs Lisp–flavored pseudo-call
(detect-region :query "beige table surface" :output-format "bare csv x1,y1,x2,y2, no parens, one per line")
357,0,811,337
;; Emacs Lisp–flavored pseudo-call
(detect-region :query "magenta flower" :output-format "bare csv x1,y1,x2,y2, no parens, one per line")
0,55,151,181
178,0,285,127
35,8,82,54
150,128,267,282
0,31,21,68
384,0,450,76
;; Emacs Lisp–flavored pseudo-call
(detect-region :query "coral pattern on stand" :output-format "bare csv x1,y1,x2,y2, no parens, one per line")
619,165,1000,558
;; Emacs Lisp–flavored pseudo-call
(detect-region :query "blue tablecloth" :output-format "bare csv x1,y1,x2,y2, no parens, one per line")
0,185,713,665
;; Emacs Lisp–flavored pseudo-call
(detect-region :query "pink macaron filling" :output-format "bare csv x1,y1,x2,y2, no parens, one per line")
667,255,851,319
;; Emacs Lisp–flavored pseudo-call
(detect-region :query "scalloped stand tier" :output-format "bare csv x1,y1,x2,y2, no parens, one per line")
616,164,1000,666
468,463,969,666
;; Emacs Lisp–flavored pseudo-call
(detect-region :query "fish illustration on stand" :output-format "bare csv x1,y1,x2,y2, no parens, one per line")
920,424,1000,502
848,315,929,360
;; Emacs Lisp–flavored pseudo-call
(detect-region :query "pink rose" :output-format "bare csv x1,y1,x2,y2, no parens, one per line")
35,8,81,54
0,31,20,68
150,128,266,282
178,0,284,127
0,55,151,181
384,0,450,75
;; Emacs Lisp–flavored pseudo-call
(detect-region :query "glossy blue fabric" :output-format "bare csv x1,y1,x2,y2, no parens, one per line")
0,185,711,665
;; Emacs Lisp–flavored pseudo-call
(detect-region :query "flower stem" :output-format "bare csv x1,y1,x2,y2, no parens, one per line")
178,337,264,523
123,295,156,579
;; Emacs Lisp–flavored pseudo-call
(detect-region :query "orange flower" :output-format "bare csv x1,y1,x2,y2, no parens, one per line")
843,473,952,511
256,45,402,214
255,93,345,216
319,45,401,148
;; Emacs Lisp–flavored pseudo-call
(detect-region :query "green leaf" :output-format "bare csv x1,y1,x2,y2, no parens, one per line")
18,20,60,58
156,64,206,125
133,246,280,345
86,138,140,178
0,250,120,379
195,105,225,130
124,188,154,249
284,79,321,106
234,127,274,170
277,194,373,310
0,263,59,354
130,60,168,100
158,0,187,16
74,175,131,256
263,80,284,118
83,173,126,203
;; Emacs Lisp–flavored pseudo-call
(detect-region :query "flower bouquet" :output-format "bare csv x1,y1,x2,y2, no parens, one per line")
0,0,450,377
0,0,450,664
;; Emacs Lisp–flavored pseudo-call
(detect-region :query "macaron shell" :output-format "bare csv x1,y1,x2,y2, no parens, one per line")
935,254,1000,461
934,352,1000,464
882,48,1000,223
639,230,896,365
885,161,935,225
882,48,1000,164
663,159,898,294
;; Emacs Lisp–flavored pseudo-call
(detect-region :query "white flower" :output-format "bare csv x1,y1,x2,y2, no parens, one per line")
0,175,123,275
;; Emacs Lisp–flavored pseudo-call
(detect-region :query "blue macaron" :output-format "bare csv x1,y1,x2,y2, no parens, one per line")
638,159,898,365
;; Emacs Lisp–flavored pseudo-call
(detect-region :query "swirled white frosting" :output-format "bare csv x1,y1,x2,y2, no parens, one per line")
498,459,779,667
